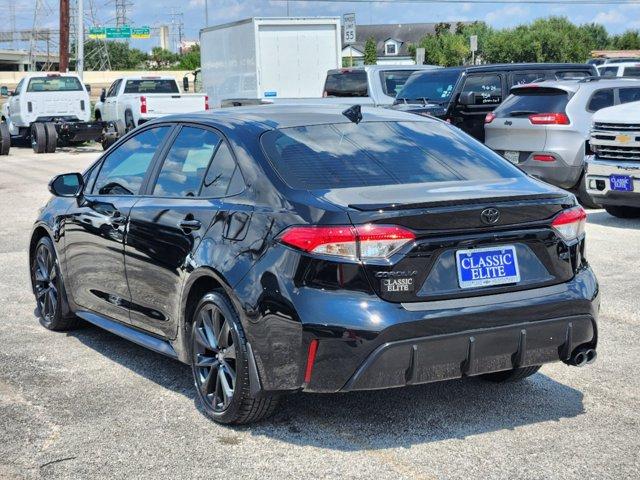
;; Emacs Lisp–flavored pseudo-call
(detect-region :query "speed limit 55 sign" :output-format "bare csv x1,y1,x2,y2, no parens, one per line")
343,13,356,44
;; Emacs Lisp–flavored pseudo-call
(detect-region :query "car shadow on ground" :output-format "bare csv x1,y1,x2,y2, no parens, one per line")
69,321,585,450
587,210,640,231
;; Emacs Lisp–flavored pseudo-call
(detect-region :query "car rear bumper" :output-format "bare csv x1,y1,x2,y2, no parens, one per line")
586,156,640,207
280,266,599,393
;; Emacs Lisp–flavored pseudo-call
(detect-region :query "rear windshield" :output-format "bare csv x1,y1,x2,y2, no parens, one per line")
124,79,179,94
260,121,520,190
27,76,83,92
396,70,461,103
324,71,368,97
379,70,417,97
494,88,569,117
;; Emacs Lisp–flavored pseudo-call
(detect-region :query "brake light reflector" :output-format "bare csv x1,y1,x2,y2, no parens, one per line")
532,154,556,162
529,112,570,125
552,206,586,241
140,96,147,114
304,339,319,383
485,112,496,124
278,224,415,260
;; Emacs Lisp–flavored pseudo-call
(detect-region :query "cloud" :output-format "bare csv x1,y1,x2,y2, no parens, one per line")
485,6,529,25
593,11,625,24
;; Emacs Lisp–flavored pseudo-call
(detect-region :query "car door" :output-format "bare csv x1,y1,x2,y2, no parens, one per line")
103,79,121,121
451,73,503,141
63,125,172,324
8,78,24,127
125,124,246,337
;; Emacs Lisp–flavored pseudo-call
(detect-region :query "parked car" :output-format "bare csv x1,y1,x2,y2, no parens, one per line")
94,76,208,131
31,105,598,424
585,100,640,218
320,65,441,106
597,62,640,78
1,73,122,153
484,78,640,207
392,63,597,141
587,57,640,67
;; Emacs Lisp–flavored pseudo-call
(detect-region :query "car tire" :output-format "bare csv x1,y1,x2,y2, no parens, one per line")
481,365,541,383
574,174,600,209
190,291,279,425
604,205,640,219
31,123,47,154
124,111,135,132
0,122,10,155
44,122,57,153
31,236,80,331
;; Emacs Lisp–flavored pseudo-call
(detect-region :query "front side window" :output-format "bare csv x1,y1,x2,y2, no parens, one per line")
261,121,520,191
106,80,121,97
93,126,170,195
588,89,614,112
619,87,640,104
124,79,179,94
461,74,502,105
600,66,619,77
153,127,220,197
324,71,368,97
380,70,416,97
27,76,83,92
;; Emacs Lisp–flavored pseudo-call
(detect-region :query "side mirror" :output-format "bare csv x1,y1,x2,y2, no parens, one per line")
48,173,84,197
99,88,106,103
183,76,190,92
0,86,7,96
458,91,475,106
85,84,91,94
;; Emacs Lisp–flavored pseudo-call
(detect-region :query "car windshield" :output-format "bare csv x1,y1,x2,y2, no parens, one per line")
123,79,179,94
396,70,462,103
27,76,83,92
261,121,521,190
379,70,418,97
494,88,569,117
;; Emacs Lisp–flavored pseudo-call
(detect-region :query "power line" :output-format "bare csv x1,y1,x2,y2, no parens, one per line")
288,0,640,5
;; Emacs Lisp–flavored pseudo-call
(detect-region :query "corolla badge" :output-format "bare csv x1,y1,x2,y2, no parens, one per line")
480,208,500,225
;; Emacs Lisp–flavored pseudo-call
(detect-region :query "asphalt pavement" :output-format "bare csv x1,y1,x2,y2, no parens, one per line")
0,146,638,479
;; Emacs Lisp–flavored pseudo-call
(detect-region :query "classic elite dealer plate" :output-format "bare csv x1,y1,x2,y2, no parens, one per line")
456,245,520,289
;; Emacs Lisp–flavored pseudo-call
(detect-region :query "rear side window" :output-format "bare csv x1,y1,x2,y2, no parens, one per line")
379,70,416,97
511,72,547,86
124,79,180,94
619,87,640,104
261,121,520,190
93,126,170,195
587,89,614,112
153,127,220,197
622,67,640,77
495,88,569,117
27,76,83,92
461,74,502,105
200,142,244,197
600,67,619,77
555,70,591,79
324,71,368,97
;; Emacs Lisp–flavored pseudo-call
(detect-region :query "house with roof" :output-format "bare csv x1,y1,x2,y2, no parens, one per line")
341,22,472,66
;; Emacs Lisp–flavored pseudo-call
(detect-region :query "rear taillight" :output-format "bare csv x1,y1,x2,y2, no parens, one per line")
278,224,416,260
552,206,586,241
484,112,496,124
529,112,570,125
140,96,147,114
532,154,556,162
204,95,209,110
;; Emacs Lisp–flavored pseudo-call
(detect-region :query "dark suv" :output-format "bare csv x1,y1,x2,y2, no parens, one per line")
393,63,597,141
31,105,599,424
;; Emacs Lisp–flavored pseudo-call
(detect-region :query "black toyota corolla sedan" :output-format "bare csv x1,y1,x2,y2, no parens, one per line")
30,105,599,424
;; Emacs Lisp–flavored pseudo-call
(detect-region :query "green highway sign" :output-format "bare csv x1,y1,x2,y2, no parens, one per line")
87,25,150,40
132,27,151,39
88,27,106,39
106,26,132,39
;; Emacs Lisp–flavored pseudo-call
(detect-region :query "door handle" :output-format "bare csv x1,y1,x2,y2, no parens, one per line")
179,218,201,233
110,213,127,226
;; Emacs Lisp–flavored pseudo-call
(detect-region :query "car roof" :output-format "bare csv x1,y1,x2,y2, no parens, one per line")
157,104,433,130
510,77,640,94
327,65,440,74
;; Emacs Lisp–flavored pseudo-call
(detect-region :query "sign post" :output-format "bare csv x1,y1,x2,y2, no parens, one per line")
343,13,356,67
470,35,478,65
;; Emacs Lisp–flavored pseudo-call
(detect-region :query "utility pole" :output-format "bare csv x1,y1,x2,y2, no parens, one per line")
77,0,84,79
60,0,70,72
205,0,209,27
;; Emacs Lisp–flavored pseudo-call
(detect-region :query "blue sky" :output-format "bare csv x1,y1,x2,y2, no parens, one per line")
11,0,640,52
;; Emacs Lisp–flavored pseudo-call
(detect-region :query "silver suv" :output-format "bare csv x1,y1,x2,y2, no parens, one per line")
484,78,640,206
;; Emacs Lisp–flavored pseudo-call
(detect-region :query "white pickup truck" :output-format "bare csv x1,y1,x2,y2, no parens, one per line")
94,76,208,131
586,100,640,218
1,73,121,154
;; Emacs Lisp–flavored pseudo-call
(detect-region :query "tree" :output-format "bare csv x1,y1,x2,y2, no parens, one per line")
178,44,201,70
150,47,180,70
364,37,377,65
611,30,640,49
412,31,469,67
83,40,148,70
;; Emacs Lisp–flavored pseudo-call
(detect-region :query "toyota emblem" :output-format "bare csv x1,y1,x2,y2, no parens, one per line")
480,208,500,225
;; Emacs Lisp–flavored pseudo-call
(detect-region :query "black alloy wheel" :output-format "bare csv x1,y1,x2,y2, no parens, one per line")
31,237,79,331
190,292,279,424
193,302,238,412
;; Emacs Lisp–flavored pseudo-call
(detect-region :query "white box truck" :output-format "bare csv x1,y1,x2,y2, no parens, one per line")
200,17,342,108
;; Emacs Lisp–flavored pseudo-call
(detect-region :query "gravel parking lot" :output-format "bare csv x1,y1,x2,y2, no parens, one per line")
1,146,639,479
